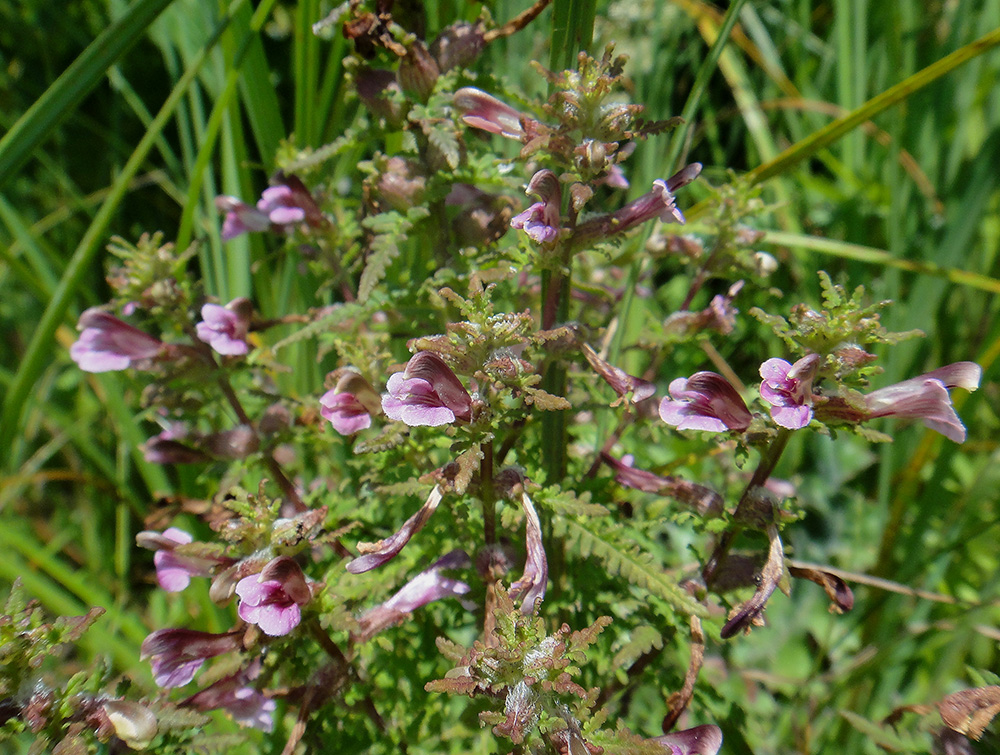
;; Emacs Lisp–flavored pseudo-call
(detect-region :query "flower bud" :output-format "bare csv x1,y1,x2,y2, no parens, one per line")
430,22,487,71
103,700,158,749
397,40,440,103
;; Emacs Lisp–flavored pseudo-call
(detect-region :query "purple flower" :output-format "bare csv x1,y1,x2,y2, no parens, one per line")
320,370,382,435
596,163,629,189
572,163,702,246
140,628,241,688
658,372,752,432
215,196,270,240
69,308,163,372
601,454,725,517
453,87,525,139
582,343,656,407
509,490,547,614
183,667,276,732
648,724,723,755
215,176,323,241
382,352,472,427
147,528,198,592
136,527,232,591
347,485,444,573
511,203,559,243
663,281,743,338
235,556,312,637
759,354,821,429
195,298,252,356
511,169,562,245
863,361,981,443
355,550,472,641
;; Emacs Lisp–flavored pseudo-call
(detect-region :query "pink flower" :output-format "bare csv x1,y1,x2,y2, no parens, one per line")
355,550,471,641
215,176,323,241
215,197,270,240
511,169,562,245
863,361,981,443
596,163,629,189
453,87,525,139
347,486,444,574
136,527,232,591
572,163,702,245
69,308,163,372
582,343,656,407
140,629,241,688
648,724,723,755
509,490,547,614
195,298,252,356
658,372,752,432
382,352,472,427
511,203,559,243
759,354,821,429
183,665,276,732
235,556,312,637
320,370,382,435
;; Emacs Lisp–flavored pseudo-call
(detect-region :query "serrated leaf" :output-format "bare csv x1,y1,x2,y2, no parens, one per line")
539,489,609,518
359,233,402,303
271,301,373,352
612,625,663,670
555,518,708,618
427,125,461,169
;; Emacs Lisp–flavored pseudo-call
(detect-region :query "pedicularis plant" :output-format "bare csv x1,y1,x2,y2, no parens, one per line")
2,2,997,754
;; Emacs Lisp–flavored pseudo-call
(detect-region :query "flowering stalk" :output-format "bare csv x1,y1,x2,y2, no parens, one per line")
702,428,792,590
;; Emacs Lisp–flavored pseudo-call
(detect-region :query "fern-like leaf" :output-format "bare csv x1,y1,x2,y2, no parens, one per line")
556,518,708,618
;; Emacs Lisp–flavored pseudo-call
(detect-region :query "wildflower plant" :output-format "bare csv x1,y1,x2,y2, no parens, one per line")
3,1,998,753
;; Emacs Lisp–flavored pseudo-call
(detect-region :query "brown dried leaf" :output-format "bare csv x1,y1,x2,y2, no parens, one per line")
938,686,1000,740
787,563,854,613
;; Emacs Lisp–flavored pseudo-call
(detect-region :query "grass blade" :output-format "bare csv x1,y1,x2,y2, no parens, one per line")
0,0,178,186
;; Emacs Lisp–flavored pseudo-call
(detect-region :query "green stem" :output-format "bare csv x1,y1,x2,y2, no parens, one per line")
480,439,496,545
703,428,791,588
540,245,572,484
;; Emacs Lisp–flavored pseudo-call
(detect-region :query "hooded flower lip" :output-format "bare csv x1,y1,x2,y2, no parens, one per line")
511,169,562,244
216,176,323,241
140,628,241,688
862,361,981,443
69,308,163,372
235,556,312,637
658,371,752,433
136,527,217,592
347,486,444,574
382,352,472,427
649,724,723,755
183,665,276,732
571,163,702,246
759,354,821,429
196,298,252,356
320,370,382,435
509,491,547,614
355,549,472,641
453,87,525,140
